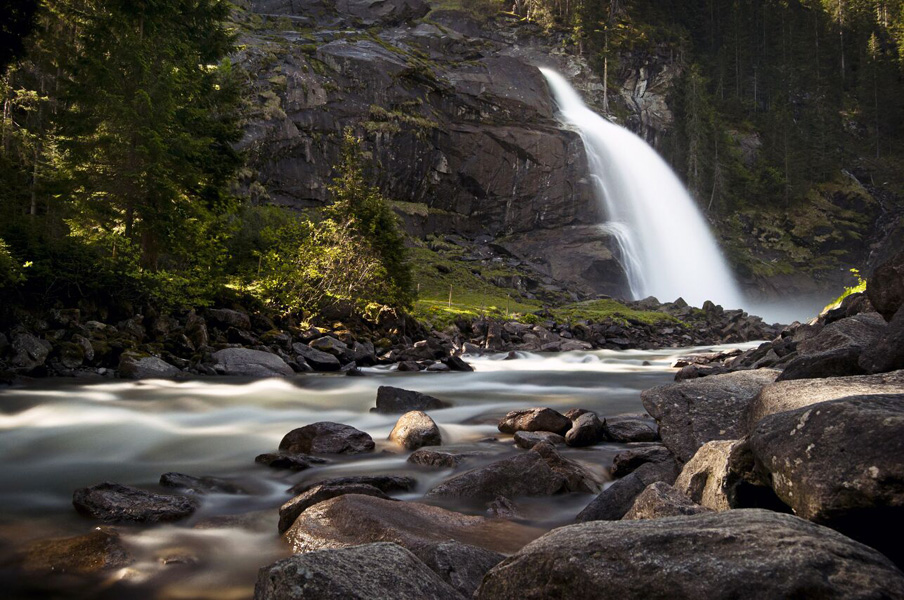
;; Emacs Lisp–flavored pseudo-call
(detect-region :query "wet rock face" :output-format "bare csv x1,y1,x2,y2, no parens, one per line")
564,412,606,447
749,394,904,566
254,542,463,600
498,408,572,436
279,422,375,455
278,483,392,534
72,482,199,524
374,386,450,413
476,510,904,599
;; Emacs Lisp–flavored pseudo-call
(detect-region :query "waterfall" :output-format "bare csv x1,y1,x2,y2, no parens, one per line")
540,68,745,310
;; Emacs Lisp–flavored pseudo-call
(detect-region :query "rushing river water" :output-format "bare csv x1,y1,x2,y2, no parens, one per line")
0,345,755,599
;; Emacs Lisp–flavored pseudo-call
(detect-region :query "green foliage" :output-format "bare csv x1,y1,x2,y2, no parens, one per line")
0,237,24,289
550,299,681,327
823,268,867,313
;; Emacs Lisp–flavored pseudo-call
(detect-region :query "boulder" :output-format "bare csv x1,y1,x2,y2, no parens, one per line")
797,312,886,355
575,458,678,523
622,482,711,520
283,494,540,555
292,343,341,371
417,540,504,598
308,335,349,357
867,247,904,320
513,431,565,449
442,356,474,372
475,510,904,599
407,448,490,469
279,422,375,455
374,386,450,413
673,440,742,511
212,348,294,377
604,419,658,443
745,369,904,431
498,408,571,436
118,352,181,379
278,483,392,534
564,412,606,447
389,411,442,450
159,472,247,495
641,370,779,462
611,445,678,478
21,527,132,574
858,308,904,374
775,346,865,381
10,332,50,371
255,452,328,470
206,308,251,331
749,394,904,566
425,443,598,502
287,474,416,496
254,542,462,600
72,482,199,523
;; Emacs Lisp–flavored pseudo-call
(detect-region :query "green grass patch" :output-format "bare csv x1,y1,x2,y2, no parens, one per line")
549,299,682,327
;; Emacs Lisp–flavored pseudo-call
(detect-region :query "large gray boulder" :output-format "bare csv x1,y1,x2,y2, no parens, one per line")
859,308,904,374
775,346,865,381
498,408,572,436
622,482,711,520
746,369,904,430
425,443,598,502
72,482,198,524
867,247,904,320
119,352,181,379
641,370,779,462
254,542,463,600
796,312,886,355
389,411,442,450
283,494,539,556
374,386,450,413
293,343,341,371
749,394,904,566
212,348,294,377
417,540,504,598
279,422,375,455
475,510,904,599
10,332,51,371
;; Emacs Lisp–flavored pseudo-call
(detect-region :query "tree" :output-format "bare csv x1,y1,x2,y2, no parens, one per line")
0,0,40,74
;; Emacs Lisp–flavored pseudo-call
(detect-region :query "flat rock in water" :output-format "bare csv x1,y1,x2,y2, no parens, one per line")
279,422,375,455
212,348,294,377
623,481,711,520
374,386,450,413
749,393,904,566
476,510,904,599
21,527,133,574
389,411,442,450
513,431,565,449
287,474,416,496
746,369,904,431
604,419,658,443
72,482,199,523
255,453,328,470
254,542,462,600
278,483,392,534
641,369,779,462
159,472,248,495
611,445,677,478
498,407,571,436
564,412,606,447
283,494,540,556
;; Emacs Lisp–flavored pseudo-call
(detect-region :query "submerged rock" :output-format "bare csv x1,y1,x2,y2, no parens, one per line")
389,410,442,450
254,542,462,600
498,407,571,436
159,472,248,495
407,448,490,469
476,510,904,599
564,412,606,447
623,482,711,520
278,483,393,534
287,475,417,496
279,422,375,455
374,386,451,413
21,527,133,574
72,482,199,523
255,452,329,470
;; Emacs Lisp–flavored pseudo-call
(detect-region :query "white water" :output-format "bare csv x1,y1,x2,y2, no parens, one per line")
540,68,745,310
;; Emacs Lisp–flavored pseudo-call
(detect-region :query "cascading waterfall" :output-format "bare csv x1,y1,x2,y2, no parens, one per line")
540,68,745,309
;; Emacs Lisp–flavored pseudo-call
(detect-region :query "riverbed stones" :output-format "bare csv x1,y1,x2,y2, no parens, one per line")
206,308,251,331
159,472,248,495
425,443,598,502
373,386,450,413
21,527,133,574
564,412,606,447
748,393,904,566
513,431,565,449
576,461,680,522
498,408,571,436
278,483,393,534
255,452,329,470
604,419,658,443
287,474,417,496
283,494,539,555
641,369,779,462
622,482,711,520
279,422,375,455
611,445,678,478
72,482,199,523
389,410,442,450
254,542,463,600
867,247,904,320
10,332,51,371
475,510,904,599
745,369,904,430
212,348,294,377
118,352,181,379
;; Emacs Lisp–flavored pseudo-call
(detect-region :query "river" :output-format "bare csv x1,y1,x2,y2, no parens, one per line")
0,344,755,599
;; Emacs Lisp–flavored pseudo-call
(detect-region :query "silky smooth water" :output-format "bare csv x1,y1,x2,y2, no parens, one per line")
540,68,746,310
0,345,755,599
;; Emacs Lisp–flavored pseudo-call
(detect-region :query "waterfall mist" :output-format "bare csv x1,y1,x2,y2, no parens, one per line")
540,68,745,310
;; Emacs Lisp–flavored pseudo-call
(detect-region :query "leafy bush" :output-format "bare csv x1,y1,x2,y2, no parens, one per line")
0,237,24,289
